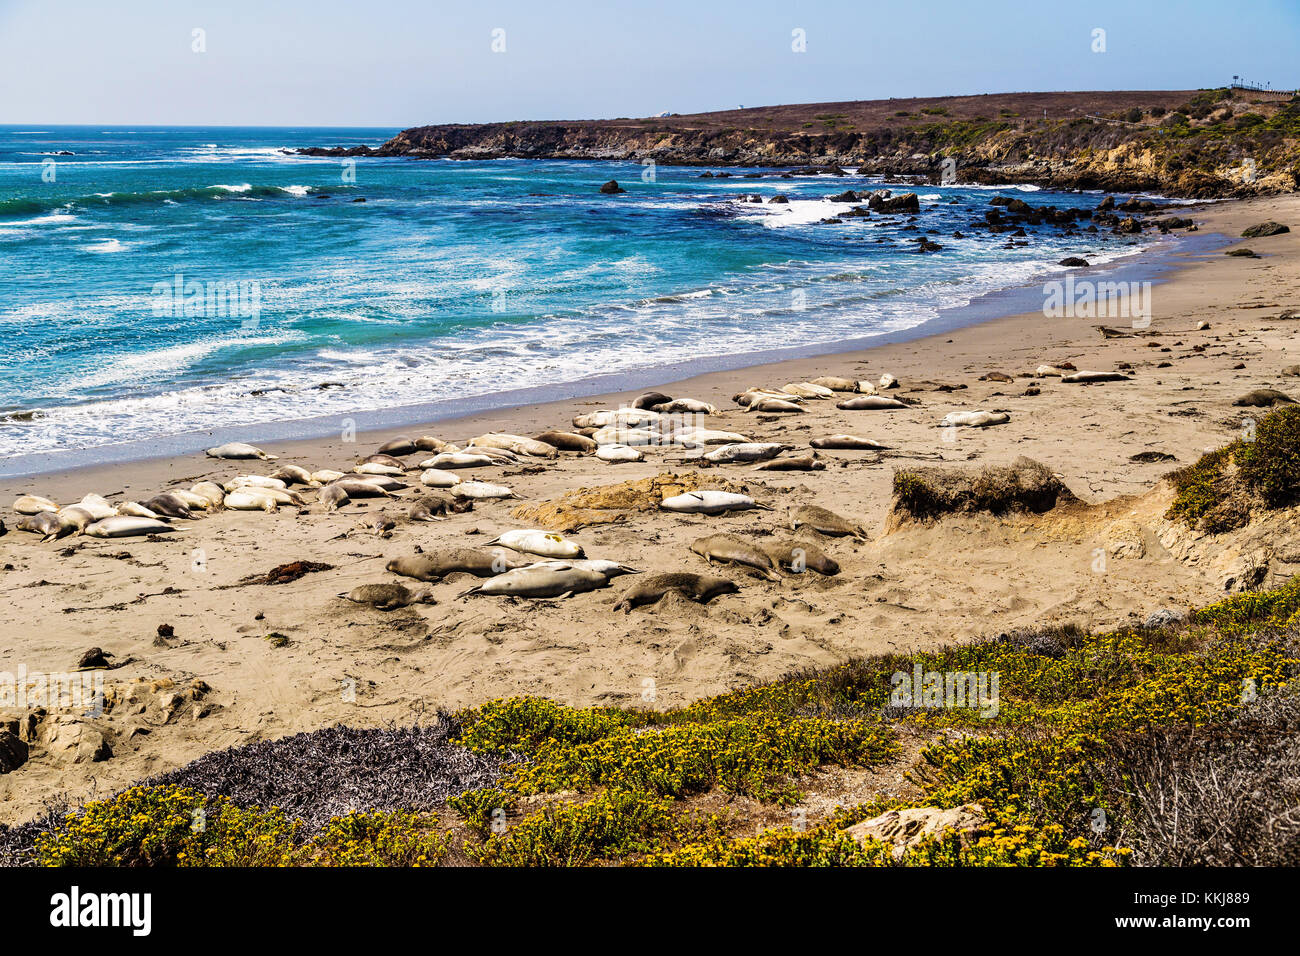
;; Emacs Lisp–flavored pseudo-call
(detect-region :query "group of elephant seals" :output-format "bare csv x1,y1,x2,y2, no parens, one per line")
790,505,869,541
613,572,739,613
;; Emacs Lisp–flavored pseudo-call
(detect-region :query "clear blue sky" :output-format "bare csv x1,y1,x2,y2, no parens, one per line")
1,0,1295,126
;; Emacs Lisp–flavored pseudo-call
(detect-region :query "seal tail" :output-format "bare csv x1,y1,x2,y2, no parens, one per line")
456,585,483,599
752,502,775,512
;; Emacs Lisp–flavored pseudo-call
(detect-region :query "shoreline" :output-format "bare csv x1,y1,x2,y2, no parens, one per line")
1,191,1297,825
0,218,1222,482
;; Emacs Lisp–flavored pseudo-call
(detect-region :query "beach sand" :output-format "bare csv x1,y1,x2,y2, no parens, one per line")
2,194,1299,824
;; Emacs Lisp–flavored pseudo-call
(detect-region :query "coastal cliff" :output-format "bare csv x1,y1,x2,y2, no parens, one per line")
300,90,1300,198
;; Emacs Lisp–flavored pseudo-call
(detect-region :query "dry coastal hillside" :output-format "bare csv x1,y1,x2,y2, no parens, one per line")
299,89,1300,197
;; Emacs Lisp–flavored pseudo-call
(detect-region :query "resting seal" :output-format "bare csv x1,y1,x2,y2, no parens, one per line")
612,572,739,613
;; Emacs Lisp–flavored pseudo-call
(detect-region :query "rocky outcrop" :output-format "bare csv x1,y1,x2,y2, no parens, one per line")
845,804,987,859
296,90,1300,198
1242,221,1290,238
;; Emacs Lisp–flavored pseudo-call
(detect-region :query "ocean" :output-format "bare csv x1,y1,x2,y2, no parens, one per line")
1,125,1161,470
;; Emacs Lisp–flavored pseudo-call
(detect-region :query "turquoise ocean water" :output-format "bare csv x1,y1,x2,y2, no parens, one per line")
1,125,1162,468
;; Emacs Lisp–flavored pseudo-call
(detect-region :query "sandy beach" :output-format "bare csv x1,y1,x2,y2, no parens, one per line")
2,192,1298,825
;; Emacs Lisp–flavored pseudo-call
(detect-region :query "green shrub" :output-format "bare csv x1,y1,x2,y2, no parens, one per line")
473,791,677,866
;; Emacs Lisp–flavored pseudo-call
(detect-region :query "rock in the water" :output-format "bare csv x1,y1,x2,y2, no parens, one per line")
845,804,986,859
1241,221,1289,238
599,180,626,195
1058,257,1090,267
1226,248,1259,258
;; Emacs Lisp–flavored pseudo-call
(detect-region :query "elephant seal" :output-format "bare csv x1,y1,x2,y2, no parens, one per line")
362,512,397,537
573,408,660,429
16,512,78,541
74,495,118,520
1233,388,1295,407
408,493,470,521
1060,371,1129,383
425,451,496,469
58,506,96,533
117,501,163,520
387,548,530,582
452,481,519,501
762,539,840,575
328,478,394,498
14,494,59,515
745,397,805,414
458,564,609,599
340,583,435,610
469,433,558,459
269,465,319,487
84,516,176,538
632,391,674,410
810,435,888,450
651,398,717,415
354,461,405,477
224,491,278,512
757,456,825,472
311,469,346,484
809,376,861,393
790,505,869,541
488,529,584,558
224,475,286,492
319,484,351,512
690,534,779,580
612,572,739,613
837,396,907,410
531,559,640,579
536,431,598,454
206,442,277,461
879,373,899,389
190,482,226,509
596,444,644,463
941,411,1009,428
377,437,419,456
660,491,768,515
702,442,787,464
143,493,196,519
734,389,801,408
363,453,408,468
419,468,462,488
781,382,834,399
414,436,460,453
165,490,212,511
